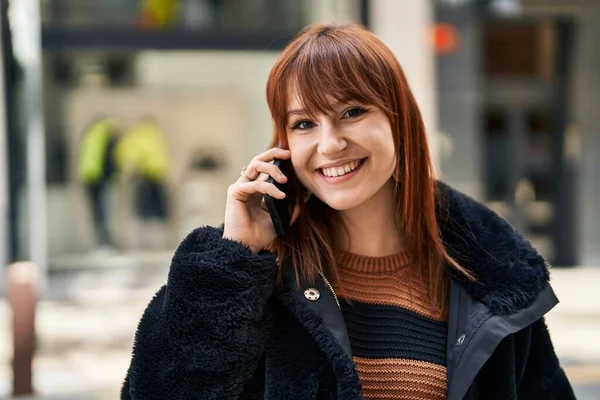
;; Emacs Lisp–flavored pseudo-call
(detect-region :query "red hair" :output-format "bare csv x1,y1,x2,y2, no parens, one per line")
265,23,473,310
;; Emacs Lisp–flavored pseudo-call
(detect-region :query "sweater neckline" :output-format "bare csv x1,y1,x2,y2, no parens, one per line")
336,249,410,274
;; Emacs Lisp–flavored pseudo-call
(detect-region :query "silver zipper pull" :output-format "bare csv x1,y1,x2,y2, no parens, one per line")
312,265,341,309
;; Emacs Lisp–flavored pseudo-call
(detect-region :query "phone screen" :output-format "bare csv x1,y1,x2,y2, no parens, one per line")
264,158,297,237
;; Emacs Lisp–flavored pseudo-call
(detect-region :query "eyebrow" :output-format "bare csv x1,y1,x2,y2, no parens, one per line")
286,101,355,117
286,109,306,116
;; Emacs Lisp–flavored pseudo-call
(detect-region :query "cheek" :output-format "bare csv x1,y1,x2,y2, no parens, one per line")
382,150,397,179
291,165,315,197
379,125,396,164
291,158,312,185
288,144,312,181
386,147,397,168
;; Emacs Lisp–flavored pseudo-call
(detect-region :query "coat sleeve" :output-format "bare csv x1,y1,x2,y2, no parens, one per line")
517,317,576,399
121,226,277,400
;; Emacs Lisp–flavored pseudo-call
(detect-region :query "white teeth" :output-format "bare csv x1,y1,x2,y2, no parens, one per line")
321,159,362,177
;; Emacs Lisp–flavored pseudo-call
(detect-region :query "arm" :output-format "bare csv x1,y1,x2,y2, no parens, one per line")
517,318,576,400
121,226,276,400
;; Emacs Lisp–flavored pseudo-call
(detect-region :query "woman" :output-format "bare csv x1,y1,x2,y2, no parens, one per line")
122,24,574,400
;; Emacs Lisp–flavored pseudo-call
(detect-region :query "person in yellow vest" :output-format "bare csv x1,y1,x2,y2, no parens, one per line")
115,116,169,183
115,116,170,249
77,116,120,249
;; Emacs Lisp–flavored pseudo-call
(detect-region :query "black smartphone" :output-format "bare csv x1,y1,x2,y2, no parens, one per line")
264,158,297,238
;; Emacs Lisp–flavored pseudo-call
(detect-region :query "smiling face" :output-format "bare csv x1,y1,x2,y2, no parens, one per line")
286,88,397,211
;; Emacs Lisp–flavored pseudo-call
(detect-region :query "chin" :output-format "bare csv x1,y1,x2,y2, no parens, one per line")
318,192,369,211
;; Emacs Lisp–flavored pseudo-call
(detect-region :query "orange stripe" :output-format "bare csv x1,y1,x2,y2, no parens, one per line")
337,251,412,274
333,267,448,322
354,357,447,400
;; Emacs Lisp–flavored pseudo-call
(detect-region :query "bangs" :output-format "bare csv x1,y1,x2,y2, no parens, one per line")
278,29,394,123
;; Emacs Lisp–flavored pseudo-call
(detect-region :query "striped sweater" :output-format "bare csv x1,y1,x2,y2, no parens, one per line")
332,251,448,400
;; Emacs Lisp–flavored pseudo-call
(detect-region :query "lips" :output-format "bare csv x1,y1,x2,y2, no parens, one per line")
319,158,367,177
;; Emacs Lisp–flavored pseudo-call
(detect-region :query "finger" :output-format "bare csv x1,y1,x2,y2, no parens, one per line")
250,160,288,184
238,152,291,183
229,180,286,202
255,147,291,163
237,164,267,183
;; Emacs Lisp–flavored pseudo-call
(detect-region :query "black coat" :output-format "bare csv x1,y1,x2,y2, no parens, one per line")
121,182,575,400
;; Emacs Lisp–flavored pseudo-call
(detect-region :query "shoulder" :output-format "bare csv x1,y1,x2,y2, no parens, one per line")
435,180,551,315
171,225,277,279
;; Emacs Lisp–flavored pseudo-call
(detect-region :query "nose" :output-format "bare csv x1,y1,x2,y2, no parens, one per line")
317,122,347,156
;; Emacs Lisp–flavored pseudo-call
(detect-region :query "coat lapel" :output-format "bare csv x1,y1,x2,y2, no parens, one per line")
275,263,362,399
446,281,559,400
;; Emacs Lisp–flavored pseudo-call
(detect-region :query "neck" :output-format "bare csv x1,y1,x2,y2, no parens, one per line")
336,179,405,257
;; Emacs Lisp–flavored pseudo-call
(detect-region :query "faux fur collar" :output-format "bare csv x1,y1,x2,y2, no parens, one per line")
436,181,551,316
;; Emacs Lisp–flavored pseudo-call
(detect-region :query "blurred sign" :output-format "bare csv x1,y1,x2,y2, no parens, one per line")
138,0,180,29
432,23,460,54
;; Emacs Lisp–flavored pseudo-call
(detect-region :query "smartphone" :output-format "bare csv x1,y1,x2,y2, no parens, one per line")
264,158,297,238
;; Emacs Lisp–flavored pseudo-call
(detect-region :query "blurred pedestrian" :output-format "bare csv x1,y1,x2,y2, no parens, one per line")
122,24,575,400
115,116,170,249
77,116,119,250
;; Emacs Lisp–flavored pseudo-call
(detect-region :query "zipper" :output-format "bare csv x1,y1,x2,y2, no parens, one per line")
313,265,341,309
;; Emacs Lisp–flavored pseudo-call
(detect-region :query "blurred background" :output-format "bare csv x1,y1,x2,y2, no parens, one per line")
0,0,599,398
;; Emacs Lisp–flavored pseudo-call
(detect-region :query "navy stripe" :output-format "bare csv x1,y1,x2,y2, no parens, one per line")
340,300,448,366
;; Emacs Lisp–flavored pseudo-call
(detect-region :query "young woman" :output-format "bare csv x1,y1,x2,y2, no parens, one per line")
122,24,574,400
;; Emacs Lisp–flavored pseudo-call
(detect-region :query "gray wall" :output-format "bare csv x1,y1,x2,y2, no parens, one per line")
574,7,600,265
436,7,483,198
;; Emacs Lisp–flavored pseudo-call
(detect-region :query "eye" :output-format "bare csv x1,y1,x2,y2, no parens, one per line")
290,120,316,131
342,106,369,119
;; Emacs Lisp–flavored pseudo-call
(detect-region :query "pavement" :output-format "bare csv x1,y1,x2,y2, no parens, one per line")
545,266,600,399
0,252,599,399
0,252,170,400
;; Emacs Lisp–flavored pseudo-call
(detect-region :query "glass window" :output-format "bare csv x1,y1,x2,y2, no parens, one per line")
483,20,555,79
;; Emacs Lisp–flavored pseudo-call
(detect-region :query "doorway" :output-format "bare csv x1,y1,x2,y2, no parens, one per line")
481,18,577,266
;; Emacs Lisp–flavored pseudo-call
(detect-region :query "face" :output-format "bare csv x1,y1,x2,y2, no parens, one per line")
285,87,396,211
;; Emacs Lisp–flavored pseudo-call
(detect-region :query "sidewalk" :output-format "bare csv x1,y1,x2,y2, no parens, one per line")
545,266,600,398
1,254,168,400
1,260,599,399
547,267,600,363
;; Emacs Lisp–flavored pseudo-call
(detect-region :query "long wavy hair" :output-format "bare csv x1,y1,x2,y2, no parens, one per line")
265,23,473,310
